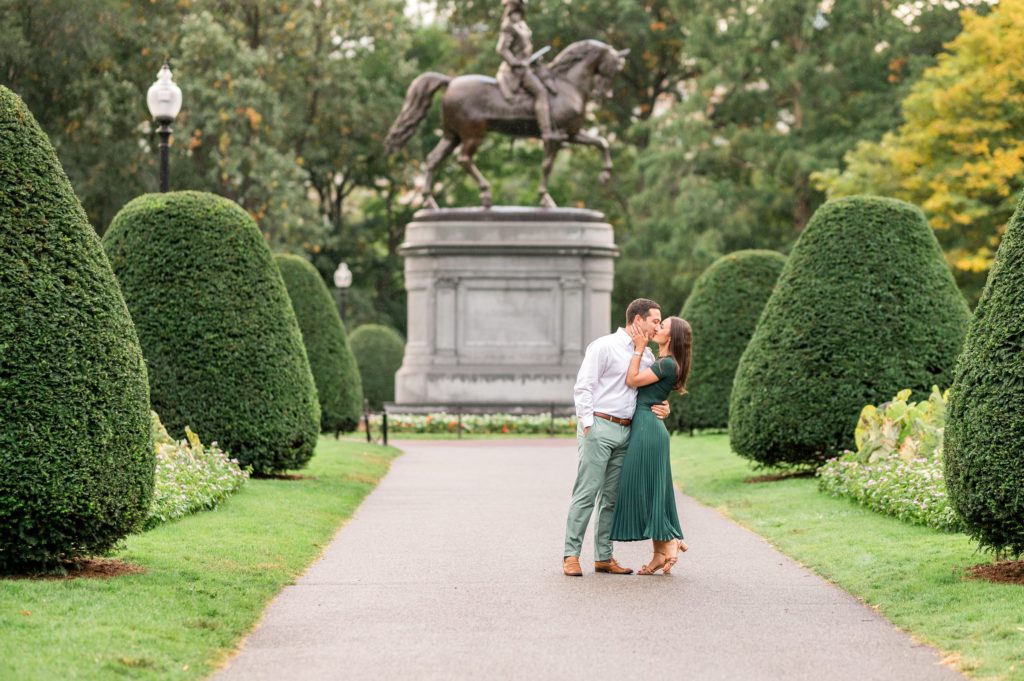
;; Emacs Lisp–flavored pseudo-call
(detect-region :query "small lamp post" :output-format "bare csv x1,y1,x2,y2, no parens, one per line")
333,261,353,322
146,62,183,192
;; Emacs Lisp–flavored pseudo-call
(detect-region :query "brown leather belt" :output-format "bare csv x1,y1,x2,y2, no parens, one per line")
594,412,631,426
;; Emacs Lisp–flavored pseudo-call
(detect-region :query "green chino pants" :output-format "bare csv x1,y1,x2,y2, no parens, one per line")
563,417,630,562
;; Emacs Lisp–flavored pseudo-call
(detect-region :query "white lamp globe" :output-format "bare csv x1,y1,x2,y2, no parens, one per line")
147,63,182,124
333,262,353,289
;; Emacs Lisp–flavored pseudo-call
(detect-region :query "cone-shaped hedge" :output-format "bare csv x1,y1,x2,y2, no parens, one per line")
103,192,319,475
729,196,970,467
668,250,786,433
0,86,153,570
275,254,363,433
945,193,1024,557
349,325,405,410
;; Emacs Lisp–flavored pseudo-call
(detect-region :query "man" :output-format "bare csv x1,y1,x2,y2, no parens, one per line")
494,0,567,142
563,298,669,576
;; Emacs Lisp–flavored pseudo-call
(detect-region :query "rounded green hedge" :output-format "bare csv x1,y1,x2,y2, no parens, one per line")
349,325,405,410
275,254,363,433
103,192,320,475
944,192,1024,557
0,86,153,570
729,196,971,467
668,250,786,433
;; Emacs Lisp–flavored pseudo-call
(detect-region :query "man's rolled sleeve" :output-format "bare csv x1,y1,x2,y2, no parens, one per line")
573,342,602,429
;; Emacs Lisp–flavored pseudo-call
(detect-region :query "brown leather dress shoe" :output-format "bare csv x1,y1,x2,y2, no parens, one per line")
594,557,633,574
563,556,583,576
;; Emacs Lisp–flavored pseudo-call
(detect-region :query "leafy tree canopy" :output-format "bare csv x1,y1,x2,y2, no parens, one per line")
817,0,1009,306
0,0,994,328
617,0,979,316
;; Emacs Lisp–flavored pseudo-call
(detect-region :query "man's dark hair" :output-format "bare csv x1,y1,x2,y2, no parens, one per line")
625,298,661,326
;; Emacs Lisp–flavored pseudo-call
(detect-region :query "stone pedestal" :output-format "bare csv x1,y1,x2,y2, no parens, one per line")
394,206,618,407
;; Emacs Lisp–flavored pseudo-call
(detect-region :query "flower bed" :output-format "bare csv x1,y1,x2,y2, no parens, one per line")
818,454,961,531
147,413,250,528
817,388,962,532
369,413,577,435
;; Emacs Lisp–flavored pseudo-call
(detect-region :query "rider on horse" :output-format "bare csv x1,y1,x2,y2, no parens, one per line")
495,0,567,142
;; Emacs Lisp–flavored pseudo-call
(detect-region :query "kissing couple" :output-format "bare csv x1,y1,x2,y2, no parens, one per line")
563,298,693,576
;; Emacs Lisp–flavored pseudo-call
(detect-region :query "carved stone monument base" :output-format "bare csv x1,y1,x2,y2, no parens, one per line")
394,207,618,407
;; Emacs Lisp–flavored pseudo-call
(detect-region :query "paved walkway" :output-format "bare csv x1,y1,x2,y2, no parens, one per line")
215,439,963,681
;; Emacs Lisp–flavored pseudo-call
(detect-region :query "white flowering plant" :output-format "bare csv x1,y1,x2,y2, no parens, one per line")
369,412,577,435
817,387,963,532
146,412,250,529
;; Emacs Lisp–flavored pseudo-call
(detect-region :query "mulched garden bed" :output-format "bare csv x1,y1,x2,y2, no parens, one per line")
743,470,816,484
965,560,1024,586
5,558,146,580
257,473,315,481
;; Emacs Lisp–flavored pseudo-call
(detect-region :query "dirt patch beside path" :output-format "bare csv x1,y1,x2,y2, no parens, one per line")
965,560,1024,586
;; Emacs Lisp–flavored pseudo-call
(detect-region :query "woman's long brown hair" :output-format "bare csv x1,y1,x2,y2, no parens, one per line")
664,317,693,395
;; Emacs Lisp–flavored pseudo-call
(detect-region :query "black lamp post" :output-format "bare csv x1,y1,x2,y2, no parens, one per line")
146,62,182,192
333,262,353,322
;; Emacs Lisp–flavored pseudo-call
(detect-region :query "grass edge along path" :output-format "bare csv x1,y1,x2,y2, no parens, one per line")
671,434,1024,681
0,437,401,680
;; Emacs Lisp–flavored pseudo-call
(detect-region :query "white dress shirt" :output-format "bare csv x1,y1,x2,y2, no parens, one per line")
573,327,655,428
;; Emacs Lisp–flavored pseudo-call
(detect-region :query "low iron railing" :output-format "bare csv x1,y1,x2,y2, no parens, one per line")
367,402,576,445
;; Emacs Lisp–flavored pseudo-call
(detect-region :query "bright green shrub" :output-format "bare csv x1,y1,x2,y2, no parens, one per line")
147,412,249,529
0,86,153,570
730,196,970,467
349,325,405,410
103,191,319,475
275,254,363,433
945,192,1024,557
668,250,786,433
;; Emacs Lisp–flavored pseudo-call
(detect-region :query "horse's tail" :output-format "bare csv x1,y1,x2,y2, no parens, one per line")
384,72,452,155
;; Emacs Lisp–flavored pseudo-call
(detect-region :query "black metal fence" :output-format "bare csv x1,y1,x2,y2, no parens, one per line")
365,402,576,445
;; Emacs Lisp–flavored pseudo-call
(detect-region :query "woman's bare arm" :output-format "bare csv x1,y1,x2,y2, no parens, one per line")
626,364,660,388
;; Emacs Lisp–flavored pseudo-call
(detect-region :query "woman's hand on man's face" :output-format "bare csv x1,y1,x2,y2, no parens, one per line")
629,323,648,348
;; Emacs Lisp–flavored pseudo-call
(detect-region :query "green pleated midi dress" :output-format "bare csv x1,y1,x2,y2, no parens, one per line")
609,356,684,542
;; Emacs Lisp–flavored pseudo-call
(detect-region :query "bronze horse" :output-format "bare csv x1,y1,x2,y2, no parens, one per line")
384,40,629,209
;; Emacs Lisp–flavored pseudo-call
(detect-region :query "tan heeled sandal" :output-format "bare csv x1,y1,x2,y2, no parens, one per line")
637,552,669,575
663,539,688,575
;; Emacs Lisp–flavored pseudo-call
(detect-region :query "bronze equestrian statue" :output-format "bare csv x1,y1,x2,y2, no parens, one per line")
384,6,629,209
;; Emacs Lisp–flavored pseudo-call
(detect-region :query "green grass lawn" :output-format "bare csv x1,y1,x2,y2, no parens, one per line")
672,433,1024,681
0,438,400,680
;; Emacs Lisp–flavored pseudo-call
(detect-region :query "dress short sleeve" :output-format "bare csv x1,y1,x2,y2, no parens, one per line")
652,357,677,381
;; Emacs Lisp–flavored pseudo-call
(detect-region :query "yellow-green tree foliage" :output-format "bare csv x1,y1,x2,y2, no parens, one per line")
818,1,1022,304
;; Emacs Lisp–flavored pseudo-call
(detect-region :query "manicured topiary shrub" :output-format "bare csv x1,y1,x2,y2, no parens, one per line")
275,254,363,433
668,250,786,433
103,191,320,475
944,192,1024,558
349,325,405,410
0,86,153,570
729,196,971,467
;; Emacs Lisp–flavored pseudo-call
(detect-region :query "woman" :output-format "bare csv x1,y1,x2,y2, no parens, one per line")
609,316,693,575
